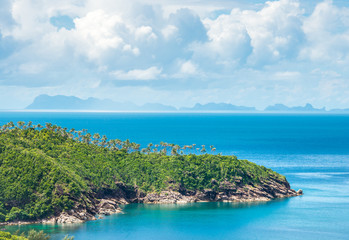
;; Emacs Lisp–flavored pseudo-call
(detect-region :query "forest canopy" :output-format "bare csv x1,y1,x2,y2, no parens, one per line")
0,122,285,223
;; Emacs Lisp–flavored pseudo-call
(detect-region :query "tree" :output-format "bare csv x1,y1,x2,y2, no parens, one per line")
92,133,100,145
45,123,52,130
62,236,75,240
26,230,50,240
100,135,108,147
17,121,25,129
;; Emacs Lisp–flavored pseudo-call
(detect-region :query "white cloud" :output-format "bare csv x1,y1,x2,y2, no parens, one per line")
301,0,349,63
195,0,304,68
311,69,341,78
8,0,54,40
135,26,157,41
244,0,304,65
180,60,197,74
111,66,162,80
161,25,178,40
201,10,252,66
1,0,349,109
71,10,126,60
274,71,300,79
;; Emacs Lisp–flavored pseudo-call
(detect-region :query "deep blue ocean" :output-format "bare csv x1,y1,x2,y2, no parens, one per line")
1,112,349,240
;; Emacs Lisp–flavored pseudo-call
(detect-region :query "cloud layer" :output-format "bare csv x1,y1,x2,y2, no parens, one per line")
0,0,349,109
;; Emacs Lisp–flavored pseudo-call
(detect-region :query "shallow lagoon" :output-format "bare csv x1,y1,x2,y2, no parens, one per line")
2,112,349,239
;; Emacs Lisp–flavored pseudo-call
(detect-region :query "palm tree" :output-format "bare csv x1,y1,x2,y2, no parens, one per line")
77,131,82,139
161,148,167,155
134,143,141,151
171,147,177,155
122,139,131,151
45,123,52,130
26,121,33,129
110,140,120,151
8,121,14,128
201,145,206,153
92,133,101,145
83,133,92,144
100,135,108,147
17,121,25,129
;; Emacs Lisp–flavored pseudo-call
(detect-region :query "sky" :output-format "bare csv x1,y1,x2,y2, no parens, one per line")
0,0,349,110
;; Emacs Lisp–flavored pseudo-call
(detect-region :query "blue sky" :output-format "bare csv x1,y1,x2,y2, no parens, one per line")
0,0,349,109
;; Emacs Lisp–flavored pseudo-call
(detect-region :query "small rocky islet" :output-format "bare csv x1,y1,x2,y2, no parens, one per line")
0,122,302,225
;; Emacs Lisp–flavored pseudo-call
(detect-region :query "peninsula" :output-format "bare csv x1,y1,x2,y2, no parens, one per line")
0,122,302,225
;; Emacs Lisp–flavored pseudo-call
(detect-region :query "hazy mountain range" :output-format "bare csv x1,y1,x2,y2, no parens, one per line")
264,103,326,112
25,95,349,112
26,95,177,111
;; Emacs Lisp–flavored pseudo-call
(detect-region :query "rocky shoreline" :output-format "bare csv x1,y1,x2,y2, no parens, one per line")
0,198,122,226
141,178,302,204
1,177,302,226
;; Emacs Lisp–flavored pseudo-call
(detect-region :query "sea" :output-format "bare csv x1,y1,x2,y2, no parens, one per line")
1,112,349,240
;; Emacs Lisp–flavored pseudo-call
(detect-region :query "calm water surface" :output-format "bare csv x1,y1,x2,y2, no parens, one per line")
1,112,349,239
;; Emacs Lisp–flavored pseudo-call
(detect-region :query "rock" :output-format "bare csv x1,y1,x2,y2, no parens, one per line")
98,199,121,215
211,179,218,185
219,180,234,190
55,211,84,224
234,176,243,184
1,177,303,226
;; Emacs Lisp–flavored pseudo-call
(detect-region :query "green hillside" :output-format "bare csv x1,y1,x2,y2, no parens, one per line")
0,122,286,223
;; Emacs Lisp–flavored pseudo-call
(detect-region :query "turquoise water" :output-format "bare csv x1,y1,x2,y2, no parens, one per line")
1,112,349,239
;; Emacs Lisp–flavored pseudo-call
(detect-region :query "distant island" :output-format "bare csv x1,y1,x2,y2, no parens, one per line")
26,95,255,112
24,94,349,113
265,103,326,112
180,103,256,111
0,122,302,225
26,95,176,111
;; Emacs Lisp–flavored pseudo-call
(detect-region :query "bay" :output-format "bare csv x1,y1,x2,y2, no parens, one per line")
1,112,349,239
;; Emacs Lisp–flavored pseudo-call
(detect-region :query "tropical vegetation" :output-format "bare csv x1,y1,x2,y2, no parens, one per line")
0,121,285,223
0,230,73,240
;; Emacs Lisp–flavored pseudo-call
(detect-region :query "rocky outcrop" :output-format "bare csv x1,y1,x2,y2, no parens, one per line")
97,199,122,215
40,177,302,223
136,177,302,204
0,198,121,226
52,210,95,224
1,178,302,226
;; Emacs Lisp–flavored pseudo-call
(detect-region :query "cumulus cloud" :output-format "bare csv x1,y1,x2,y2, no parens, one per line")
135,26,157,41
0,0,349,109
72,10,125,60
198,11,252,68
301,0,349,63
161,25,178,40
180,60,197,74
194,0,305,69
111,66,162,80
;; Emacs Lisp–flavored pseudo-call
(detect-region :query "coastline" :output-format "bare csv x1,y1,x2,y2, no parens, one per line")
1,178,302,226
